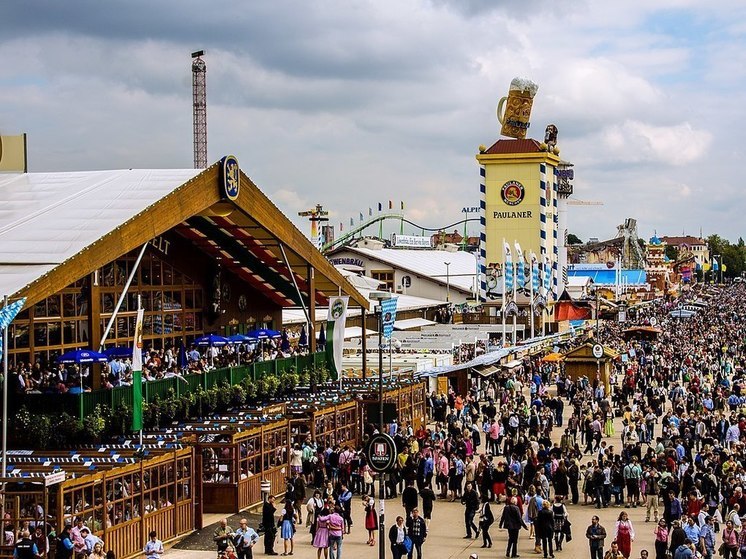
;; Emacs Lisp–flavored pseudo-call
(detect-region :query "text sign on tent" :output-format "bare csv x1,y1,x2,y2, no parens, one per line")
45,471,66,486
381,297,398,340
592,344,604,359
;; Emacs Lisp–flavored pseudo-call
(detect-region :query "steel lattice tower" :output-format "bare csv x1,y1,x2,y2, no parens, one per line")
191,51,207,169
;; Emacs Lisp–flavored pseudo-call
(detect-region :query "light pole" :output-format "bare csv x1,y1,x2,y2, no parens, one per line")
444,262,451,302
369,290,392,559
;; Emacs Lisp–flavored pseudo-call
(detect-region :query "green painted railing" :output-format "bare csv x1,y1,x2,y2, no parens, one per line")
16,352,328,419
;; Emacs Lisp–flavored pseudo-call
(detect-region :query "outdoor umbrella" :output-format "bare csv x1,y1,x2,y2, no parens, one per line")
57,349,109,364
245,328,281,340
317,324,326,348
280,330,291,353
178,342,188,370
227,333,257,365
195,334,230,367
298,326,307,348
104,346,135,360
195,334,230,346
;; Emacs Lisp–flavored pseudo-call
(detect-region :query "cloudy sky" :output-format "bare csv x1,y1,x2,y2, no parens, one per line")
2,0,745,242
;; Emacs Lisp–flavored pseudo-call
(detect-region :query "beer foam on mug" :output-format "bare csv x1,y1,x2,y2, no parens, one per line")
509,77,538,97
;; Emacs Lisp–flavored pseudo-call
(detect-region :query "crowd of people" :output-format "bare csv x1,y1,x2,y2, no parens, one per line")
5,332,309,395
237,282,746,559
9,280,746,559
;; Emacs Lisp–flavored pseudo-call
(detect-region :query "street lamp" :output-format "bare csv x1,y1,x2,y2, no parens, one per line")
368,290,392,559
444,262,451,302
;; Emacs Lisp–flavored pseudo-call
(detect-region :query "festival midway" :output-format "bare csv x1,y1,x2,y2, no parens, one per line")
1,5,746,559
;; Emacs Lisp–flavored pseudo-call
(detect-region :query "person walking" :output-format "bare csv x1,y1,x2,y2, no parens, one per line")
402,482,419,518
551,496,569,551
614,511,635,559
721,519,738,559
312,510,330,559
699,515,716,559
500,496,528,558
653,519,669,559
419,485,436,529
405,508,427,559
233,519,259,559
586,516,607,559
388,516,408,559
535,501,555,559
478,494,494,549
279,500,298,556
262,495,279,555
461,482,480,539
326,506,344,559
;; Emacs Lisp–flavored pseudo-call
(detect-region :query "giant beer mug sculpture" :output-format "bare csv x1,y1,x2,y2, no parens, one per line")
497,78,539,139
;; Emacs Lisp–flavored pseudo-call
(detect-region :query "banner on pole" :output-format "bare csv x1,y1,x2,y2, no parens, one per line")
325,296,349,379
131,307,145,432
381,297,398,340
0,298,26,361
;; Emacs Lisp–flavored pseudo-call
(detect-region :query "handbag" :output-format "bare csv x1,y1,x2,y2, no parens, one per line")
364,471,374,485
403,536,413,554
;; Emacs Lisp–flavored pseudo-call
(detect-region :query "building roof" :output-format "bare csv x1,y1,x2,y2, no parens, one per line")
328,246,477,293
0,163,369,310
482,139,543,154
660,236,706,247
0,169,201,300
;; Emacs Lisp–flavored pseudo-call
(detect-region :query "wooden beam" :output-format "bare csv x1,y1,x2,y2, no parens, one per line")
308,264,316,353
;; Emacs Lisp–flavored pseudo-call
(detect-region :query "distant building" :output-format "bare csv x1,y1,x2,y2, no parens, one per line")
431,229,479,250
327,240,478,304
645,235,670,293
660,235,709,267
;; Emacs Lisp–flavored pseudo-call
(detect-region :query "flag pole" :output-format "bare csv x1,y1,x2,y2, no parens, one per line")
502,239,507,348
512,247,517,345
530,256,535,339
2,295,8,510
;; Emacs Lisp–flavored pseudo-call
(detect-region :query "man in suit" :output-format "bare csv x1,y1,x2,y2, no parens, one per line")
262,495,278,555
500,496,528,558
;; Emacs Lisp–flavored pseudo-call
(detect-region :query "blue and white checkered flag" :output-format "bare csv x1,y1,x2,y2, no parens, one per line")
0,297,26,360
504,242,513,292
531,252,540,292
0,298,26,330
514,242,525,288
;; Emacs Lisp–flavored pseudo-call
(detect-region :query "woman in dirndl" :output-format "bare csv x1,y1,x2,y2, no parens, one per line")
363,494,378,546
614,510,635,558
280,500,298,556
313,510,330,559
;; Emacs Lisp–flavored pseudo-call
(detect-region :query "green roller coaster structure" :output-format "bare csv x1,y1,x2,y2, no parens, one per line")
321,213,480,253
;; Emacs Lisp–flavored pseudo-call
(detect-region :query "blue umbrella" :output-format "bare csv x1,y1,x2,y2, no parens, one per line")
227,333,257,344
178,342,188,369
245,328,281,340
318,324,326,348
104,346,136,360
194,334,230,346
280,329,291,352
298,325,307,347
57,349,109,364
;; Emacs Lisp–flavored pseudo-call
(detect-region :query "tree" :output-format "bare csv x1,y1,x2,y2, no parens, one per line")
567,233,583,245
664,245,679,262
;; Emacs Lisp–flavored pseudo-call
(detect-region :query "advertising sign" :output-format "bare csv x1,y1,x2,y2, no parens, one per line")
366,433,397,473
391,234,432,248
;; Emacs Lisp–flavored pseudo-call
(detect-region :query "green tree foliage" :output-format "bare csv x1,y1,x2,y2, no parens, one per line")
707,234,746,279
567,233,583,245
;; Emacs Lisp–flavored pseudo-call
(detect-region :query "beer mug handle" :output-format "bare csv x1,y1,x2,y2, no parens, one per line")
497,96,508,125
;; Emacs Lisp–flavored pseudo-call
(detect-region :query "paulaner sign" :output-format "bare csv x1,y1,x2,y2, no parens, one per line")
493,210,533,219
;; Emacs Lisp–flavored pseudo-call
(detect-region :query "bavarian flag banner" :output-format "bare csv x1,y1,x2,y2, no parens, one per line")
381,297,398,340
131,307,145,431
325,296,349,379
0,298,27,361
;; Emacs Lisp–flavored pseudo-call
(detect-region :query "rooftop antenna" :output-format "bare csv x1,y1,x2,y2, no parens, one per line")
191,50,207,169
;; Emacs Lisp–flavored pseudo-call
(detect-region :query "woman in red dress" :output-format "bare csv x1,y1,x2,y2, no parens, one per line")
363,494,378,546
614,511,635,558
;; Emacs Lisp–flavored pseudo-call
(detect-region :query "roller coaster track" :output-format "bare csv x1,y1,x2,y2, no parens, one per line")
322,213,481,252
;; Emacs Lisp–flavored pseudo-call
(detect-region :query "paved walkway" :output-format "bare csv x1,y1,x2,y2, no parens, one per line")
167,392,658,559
